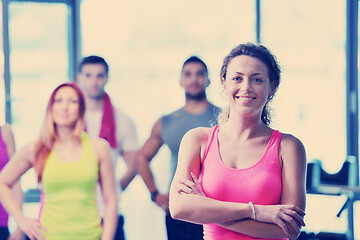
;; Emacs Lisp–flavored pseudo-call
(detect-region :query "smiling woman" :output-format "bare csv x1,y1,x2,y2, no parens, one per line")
222,55,274,124
169,43,307,240
218,44,281,126
0,82,118,240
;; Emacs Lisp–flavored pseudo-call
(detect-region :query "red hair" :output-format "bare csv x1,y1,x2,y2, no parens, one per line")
33,82,86,182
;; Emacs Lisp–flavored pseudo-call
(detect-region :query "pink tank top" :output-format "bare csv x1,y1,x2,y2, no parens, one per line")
0,127,9,227
200,126,285,240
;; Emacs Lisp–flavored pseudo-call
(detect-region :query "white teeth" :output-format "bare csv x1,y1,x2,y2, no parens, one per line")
237,96,253,100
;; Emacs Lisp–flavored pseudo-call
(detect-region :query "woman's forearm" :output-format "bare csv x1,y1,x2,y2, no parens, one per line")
12,181,23,210
101,198,117,240
171,178,305,238
0,184,25,224
218,218,300,239
170,193,253,224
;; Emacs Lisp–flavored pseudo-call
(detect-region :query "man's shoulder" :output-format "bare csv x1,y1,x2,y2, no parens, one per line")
208,102,222,112
161,107,184,120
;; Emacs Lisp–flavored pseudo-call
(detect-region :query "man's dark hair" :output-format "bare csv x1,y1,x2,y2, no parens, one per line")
182,56,208,74
78,55,109,74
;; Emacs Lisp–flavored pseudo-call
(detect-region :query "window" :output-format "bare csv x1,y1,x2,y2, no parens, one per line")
262,0,346,173
262,0,348,235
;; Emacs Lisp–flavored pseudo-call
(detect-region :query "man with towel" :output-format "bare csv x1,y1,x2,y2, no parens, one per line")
77,55,138,240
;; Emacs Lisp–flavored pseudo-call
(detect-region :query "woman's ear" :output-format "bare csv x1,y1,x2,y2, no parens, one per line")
221,77,226,90
268,82,276,100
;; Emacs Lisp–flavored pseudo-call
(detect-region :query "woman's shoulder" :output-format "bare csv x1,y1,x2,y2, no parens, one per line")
185,127,212,139
89,136,109,151
0,123,14,139
280,133,304,148
181,127,213,149
87,136,111,160
279,132,306,161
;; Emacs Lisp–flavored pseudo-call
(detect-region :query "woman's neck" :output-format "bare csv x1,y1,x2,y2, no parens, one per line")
222,114,268,140
55,126,78,143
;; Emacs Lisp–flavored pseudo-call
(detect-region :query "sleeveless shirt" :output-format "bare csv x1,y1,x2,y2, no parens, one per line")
39,133,102,240
162,103,220,184
0,127,9,227
200,126,285,240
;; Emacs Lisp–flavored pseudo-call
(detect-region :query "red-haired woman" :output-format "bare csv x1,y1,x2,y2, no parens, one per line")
0,82,117,240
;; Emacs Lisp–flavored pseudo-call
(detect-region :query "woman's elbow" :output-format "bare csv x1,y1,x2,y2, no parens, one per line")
169,200,181,220
169,194,188,220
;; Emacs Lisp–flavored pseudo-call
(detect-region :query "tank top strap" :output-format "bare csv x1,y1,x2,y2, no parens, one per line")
80,133,98,165
81,132,91,148
265,130,282,161
202,126,219,162
269,130,282,147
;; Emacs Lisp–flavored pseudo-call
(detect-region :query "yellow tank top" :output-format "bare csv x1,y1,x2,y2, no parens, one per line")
39,133,102,240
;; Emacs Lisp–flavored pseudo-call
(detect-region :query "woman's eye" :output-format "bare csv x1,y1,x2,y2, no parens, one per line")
233,77,241,81
254,78,264,83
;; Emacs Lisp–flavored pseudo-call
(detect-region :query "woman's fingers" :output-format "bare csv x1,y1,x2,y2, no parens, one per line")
190,172,199,184
22,219,48,240
176,175,205,196
283,208,305,227
190,172,206,196
278,206,305,236
255,204,305,237
282,214,301,234
274,218,290,237
287,204,306,217
271,210,300,237
177,180,193,194
179,179,196,190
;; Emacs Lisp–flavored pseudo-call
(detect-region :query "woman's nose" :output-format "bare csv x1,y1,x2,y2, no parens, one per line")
241,79,253,92
61,101,69,109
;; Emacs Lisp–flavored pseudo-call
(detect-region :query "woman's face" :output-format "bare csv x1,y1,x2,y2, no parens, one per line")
51,86,80,128
222,55,273,119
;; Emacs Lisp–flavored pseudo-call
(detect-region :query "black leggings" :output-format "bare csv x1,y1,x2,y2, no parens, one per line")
0,227,9,240
165,215,203,240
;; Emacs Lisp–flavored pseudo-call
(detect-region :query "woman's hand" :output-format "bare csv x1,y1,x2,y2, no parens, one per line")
176,172,206,197
254,204,306,237
18,217,48,240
